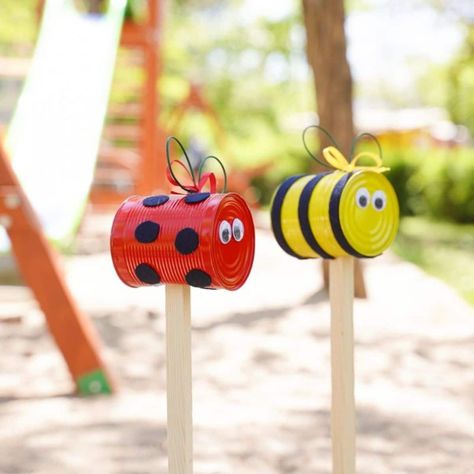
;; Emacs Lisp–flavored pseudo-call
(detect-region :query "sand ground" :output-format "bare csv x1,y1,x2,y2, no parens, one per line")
0,213,473,474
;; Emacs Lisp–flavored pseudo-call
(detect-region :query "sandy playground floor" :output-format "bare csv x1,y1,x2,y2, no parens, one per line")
0,213,473,474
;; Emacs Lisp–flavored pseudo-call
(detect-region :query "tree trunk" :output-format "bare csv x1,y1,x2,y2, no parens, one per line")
302,0,354,153
302,0,367,298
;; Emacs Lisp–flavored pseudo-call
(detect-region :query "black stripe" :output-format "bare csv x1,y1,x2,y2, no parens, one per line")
298,173,334,259
270,175,308,259
329,173,369,259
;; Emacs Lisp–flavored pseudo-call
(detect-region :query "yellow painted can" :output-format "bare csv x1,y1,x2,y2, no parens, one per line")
270,169,399,259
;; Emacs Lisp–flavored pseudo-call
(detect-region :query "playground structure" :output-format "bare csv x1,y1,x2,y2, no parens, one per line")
0,0,264,395
90,0,168,205
0,140,114,395
3,0,166,211
0,0,167,395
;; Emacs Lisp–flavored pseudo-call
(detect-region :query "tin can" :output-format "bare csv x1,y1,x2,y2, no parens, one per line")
271,170,399,259
111,192,255,290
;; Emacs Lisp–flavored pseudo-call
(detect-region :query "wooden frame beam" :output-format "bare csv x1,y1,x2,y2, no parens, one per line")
0,141,114,395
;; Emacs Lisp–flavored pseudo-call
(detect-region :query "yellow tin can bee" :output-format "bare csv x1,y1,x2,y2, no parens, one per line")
271,128,399,259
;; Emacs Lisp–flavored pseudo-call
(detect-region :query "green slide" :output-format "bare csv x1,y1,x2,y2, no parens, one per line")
5,0,126,245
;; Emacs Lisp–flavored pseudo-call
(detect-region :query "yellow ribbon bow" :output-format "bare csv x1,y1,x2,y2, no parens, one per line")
322,146,390,173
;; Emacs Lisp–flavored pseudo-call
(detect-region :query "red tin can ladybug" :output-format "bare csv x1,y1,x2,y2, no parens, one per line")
110,137,255,291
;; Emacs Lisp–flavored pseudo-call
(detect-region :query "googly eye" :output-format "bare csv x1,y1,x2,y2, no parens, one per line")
372,190,387,211
218,220,231,244
232,218,244,242
355,187,370,209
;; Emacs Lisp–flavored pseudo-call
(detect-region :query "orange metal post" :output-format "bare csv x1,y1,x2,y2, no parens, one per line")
0,142,115,395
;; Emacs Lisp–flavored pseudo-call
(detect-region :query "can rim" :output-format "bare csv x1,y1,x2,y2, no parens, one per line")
210,192,256,291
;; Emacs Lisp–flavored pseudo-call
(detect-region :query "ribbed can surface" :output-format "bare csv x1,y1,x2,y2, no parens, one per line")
111,192,255,290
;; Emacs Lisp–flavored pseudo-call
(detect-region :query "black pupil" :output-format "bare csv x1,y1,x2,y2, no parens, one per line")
375,197,384,209
359,195,368,207
222,228,230,241
234,227,241,239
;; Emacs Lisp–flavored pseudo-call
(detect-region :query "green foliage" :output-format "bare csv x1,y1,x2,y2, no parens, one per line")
72,0,145,18
0,0,38,55
124,0,146,20
250,141,474,219
394,217,474,305
383,146,474,223
159,0,311,201
416,64,450,109
446,25,474,135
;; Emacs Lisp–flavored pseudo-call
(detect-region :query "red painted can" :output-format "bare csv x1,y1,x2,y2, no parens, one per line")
110,192,255,291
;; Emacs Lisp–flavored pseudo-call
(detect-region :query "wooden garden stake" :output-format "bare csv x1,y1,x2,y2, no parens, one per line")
166,284,193,474
329,257,356,474
111,137,255,474
270,128,399,473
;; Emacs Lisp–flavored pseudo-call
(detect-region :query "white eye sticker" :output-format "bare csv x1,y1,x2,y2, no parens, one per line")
355,187,370,209
372,190,387,211
232,218,244,242
218,220,231,244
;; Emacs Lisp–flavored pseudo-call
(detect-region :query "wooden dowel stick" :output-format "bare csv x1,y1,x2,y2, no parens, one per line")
166,284,193,474
329,257,356,474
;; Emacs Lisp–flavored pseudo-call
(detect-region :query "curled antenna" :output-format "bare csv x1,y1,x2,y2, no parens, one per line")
198,155,228,193
166,136,197,193
350,132,383,162
302,125,341,169
166,136,228,194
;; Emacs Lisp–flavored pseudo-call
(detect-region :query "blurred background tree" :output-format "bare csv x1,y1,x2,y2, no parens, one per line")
302,0,353,153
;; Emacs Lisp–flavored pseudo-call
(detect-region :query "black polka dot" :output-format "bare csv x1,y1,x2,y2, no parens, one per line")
185,269,212,288
175,228,199,255
184,192,210,204
135,221,160,243
143,195,169,207
135,264,160,285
